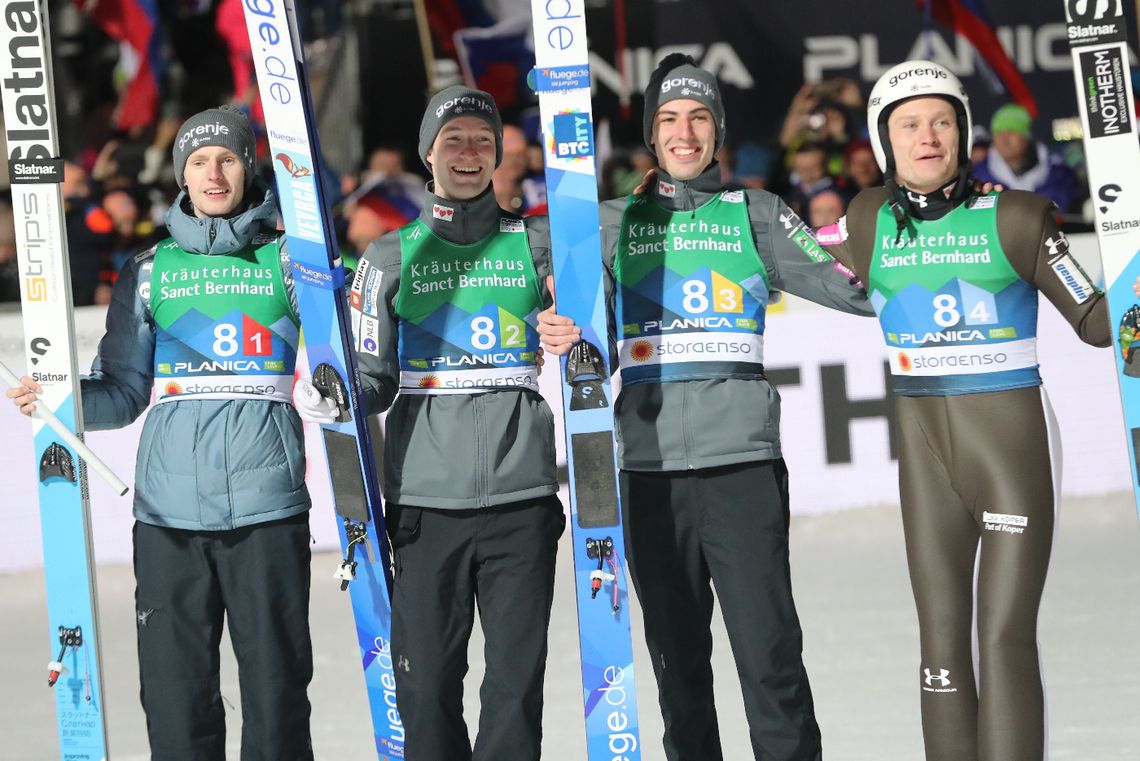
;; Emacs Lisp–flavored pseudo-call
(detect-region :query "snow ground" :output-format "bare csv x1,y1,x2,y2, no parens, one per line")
3,493,1139,761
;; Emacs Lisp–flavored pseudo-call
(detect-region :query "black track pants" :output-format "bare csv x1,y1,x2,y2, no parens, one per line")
388,497,564,761
621,460,822,761
133,513,314,761
897,387,1058,761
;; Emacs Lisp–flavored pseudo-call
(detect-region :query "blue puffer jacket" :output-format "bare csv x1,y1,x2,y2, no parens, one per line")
81,180,311,530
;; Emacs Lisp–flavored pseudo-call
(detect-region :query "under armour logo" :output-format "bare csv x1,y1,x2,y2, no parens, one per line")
397,655,411,672
1045,231,1069,258
924,668,951,687
779,212,796,231
137,609,155,627
907,191,929,209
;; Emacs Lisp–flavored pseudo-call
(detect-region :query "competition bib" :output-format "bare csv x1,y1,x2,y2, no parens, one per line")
150,235,299,403
393,218,542,394
614,190,768,385
869,193,1040,395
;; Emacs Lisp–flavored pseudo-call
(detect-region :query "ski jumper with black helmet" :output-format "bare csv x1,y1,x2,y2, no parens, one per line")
817,59,1110,761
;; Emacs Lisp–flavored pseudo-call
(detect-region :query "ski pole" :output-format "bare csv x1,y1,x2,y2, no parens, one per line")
0,360,129,496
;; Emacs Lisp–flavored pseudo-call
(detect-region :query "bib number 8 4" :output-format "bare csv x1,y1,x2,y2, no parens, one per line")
932,293,994,328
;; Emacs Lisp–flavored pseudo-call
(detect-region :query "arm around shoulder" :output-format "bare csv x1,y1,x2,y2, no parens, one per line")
753,190,874,316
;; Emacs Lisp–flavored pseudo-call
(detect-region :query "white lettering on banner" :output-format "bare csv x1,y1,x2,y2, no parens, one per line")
588,43,754,96
890,338,1037,376
804,24,1071,81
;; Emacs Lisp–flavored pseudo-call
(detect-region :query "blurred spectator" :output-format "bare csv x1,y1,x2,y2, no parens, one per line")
779,79,863,177
520,141,548,215
730,141,772,189
972,104,1077,213
786,142,840,218
101,189,160,282
493,124,529,212
92,137,152,192
603,148,656,199
0,201,18,302
62,161,114,306
526,143,545,177
971,125,991,166
808,189,845,228
841,139,881,194
341,179,423,259
362,144,423,192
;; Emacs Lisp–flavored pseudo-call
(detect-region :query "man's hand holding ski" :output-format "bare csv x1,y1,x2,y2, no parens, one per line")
5,374,42,416
536,275,580,356
292,378,338,423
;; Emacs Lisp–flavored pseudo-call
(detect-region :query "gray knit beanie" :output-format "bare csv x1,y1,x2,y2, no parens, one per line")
418,86,503,172
642,54,726,156
172,105,257,188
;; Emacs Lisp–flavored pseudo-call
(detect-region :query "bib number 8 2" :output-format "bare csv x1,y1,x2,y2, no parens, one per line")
470,316,524,350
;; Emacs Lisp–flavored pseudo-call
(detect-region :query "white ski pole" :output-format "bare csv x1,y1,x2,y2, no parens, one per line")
0,360,129,496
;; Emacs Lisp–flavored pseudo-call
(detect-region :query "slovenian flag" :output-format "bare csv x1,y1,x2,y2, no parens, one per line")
74,0,163,130
919,0,1038,118
454,16,534,112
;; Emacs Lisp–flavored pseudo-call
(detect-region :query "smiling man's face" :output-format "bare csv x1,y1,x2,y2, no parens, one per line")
887,97,959,194
427,117,497,201
652,99,716,181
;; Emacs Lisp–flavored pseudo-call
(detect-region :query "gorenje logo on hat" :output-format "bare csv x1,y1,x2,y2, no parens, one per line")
888,67,948,88
435,95,495,119
661,77,716,100
178,122,231,152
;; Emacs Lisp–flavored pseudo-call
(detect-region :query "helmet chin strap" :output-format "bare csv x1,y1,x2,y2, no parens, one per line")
884,170,972,244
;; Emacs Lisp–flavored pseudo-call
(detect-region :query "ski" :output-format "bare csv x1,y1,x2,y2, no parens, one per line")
530,2,642,758
0,2,110,758
1062,1,1140,522
240,3,403,758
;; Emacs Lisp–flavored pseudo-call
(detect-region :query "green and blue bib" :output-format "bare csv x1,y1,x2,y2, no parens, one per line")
150,236,299,403
394,218,542,394
614,190,768,385
869,193,1039,396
